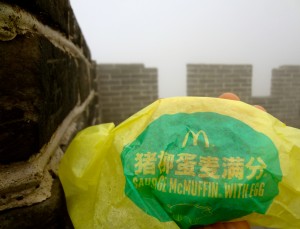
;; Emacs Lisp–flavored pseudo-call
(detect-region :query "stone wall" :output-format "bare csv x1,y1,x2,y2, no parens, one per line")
271,66,300,128
187,64,252,102
187,64,300,128
97,64,158,125
0,0,99,227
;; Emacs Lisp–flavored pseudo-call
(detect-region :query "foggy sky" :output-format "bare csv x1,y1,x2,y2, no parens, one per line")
70,0,300,98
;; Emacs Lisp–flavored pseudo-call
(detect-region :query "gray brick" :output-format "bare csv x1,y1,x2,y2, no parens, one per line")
97,64,158,125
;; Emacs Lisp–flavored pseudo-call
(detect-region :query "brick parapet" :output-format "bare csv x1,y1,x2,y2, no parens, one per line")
97,64,158,124
187,64,252,102
187,64,300,128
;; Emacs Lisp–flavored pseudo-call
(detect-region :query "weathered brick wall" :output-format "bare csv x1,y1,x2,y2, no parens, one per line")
187,64,252,102
271,66,300,128
187,64,300,128
0,0,99,227
97,64,158,125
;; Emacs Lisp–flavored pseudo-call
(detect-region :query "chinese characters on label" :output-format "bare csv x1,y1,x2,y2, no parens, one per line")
134,151,267,181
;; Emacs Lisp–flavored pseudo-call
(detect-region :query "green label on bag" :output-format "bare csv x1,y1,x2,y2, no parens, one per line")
121,112,282,228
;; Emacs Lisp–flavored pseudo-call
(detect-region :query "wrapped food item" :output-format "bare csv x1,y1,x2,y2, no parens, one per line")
58,97,300,229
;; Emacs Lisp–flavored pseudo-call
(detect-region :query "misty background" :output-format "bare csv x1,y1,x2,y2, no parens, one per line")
70,0,300,98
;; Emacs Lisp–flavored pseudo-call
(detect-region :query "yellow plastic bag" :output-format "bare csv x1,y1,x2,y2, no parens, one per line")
59,97,300,229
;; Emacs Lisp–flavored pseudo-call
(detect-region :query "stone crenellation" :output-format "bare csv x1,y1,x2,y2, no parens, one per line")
187,64,252,102
270,66,300,128
187,64,300,128
97,64,158,125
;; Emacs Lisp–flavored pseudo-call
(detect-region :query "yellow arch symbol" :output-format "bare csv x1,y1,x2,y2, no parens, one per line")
182,130,209,148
